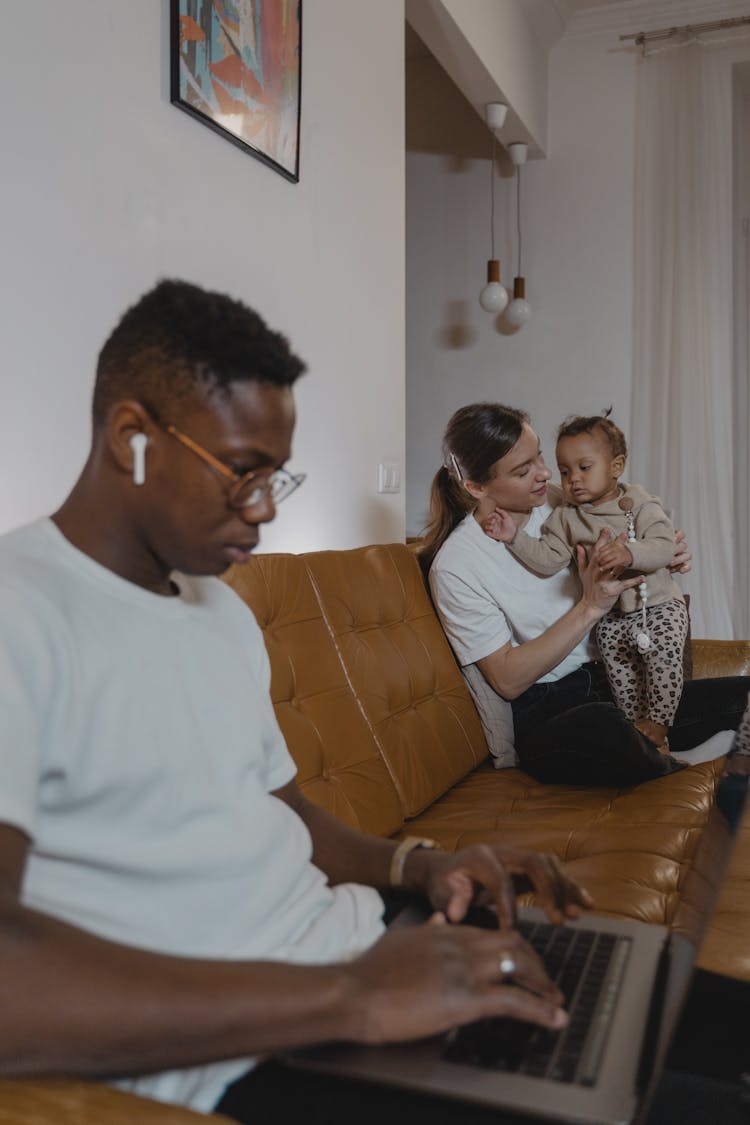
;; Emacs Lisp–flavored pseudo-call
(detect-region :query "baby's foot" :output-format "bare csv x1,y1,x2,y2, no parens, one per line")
634,719,670,755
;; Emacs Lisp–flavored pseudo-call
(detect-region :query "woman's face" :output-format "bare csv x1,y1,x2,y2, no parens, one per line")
471,423,552,515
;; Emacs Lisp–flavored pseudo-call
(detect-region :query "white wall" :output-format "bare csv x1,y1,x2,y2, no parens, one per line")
406,29,636,536
0,0,405,554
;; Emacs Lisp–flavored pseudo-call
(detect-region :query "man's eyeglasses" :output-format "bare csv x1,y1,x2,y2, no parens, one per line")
163,422,306,510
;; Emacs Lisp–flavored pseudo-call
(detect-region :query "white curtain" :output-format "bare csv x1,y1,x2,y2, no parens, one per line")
734,77,750,639
631,42,736,639
737,213,750,638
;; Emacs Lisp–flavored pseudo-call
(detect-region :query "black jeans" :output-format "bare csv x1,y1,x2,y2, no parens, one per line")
216,1058,540,1125
511,663,750,788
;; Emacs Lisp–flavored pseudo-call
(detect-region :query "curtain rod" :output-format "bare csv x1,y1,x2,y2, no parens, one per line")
619,13,750,48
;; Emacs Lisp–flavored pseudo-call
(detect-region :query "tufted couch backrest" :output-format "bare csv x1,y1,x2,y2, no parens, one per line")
224,543,489,832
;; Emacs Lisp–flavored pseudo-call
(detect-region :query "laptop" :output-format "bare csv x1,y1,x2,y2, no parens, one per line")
285,789,747,1125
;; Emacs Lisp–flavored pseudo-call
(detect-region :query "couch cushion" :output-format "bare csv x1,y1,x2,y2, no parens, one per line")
400,759,727,944
0,1079,229,1124
225,555,404,837
695,791,750,980
304,545,488,817
692,639,750,680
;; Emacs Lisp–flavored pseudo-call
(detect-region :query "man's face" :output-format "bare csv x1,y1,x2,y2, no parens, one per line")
142,380,296,577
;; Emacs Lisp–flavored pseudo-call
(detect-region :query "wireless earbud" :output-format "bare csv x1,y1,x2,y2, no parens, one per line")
129,432,147,486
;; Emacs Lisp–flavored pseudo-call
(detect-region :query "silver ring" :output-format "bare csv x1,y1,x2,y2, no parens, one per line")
499,956,516,977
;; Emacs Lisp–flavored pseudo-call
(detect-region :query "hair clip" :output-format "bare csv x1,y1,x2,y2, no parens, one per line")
448,452,463,481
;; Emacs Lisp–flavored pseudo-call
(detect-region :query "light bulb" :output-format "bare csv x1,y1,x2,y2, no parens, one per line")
479,283,509,314
505,276,531,327
479,260,508,314
506,298,531,326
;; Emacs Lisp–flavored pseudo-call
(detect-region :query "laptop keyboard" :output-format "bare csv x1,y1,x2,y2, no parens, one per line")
443,917,631,1087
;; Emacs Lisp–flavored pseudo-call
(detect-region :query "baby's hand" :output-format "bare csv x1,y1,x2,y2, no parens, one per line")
597,539,632,571
484,508,516,543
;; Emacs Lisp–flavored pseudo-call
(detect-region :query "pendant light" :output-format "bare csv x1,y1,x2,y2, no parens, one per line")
505,142,532,328
478,103,508,315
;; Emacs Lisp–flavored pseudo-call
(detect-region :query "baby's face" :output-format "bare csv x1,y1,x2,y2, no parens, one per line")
556,431,623,507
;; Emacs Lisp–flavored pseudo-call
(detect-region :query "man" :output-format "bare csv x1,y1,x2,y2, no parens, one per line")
0,280,591,1122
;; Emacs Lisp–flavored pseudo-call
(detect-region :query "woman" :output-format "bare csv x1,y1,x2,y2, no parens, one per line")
421,403,750,787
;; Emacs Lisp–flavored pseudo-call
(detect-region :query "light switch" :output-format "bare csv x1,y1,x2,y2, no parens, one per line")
378,461,400,494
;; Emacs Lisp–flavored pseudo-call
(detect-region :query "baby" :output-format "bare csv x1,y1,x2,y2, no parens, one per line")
485,412,687,754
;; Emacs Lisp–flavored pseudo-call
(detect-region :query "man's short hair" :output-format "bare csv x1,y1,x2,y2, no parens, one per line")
92,279,306,425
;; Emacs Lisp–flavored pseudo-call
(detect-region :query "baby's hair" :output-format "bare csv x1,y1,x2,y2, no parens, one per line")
556,407,627,460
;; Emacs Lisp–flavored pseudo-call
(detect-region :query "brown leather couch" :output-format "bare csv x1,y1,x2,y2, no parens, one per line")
2,544,748,1123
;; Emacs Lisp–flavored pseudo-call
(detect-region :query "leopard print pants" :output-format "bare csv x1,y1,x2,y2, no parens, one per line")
595,598,689,728
733,693,750,756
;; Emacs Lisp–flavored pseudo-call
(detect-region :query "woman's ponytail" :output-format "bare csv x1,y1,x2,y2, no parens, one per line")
418,465,473,578
417,402,528,579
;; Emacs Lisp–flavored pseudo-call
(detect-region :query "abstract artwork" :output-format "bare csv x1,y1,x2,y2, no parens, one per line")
171,0,301,182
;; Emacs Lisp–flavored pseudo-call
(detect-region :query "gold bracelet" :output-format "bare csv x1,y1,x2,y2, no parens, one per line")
389,836,439,888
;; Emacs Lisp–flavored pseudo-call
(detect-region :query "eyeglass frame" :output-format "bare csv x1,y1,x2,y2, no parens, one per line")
147,414,306,510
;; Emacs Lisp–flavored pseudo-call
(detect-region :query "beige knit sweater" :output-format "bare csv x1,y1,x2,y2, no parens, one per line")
508,482,685,616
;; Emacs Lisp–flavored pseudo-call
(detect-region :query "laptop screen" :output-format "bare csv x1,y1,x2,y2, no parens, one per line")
635,774,750,1122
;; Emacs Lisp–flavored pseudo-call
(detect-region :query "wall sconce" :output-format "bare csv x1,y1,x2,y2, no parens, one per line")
478,102,508,314
505,142,532,328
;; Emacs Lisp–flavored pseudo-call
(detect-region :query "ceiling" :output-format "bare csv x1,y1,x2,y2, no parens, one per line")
523,0,750,52
567,0,636,9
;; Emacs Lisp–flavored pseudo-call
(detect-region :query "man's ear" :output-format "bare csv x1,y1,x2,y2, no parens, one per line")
106,401,155,477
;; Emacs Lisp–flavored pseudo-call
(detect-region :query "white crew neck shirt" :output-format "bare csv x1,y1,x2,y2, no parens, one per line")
430,505,596,683
0,519,384,1113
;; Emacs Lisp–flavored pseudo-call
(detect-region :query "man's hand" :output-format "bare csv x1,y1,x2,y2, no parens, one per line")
404,843,594,931
484,508,516,544
669,529,692,575
347,916,567,1045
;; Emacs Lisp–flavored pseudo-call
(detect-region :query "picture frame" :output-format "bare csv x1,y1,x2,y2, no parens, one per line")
170,0,302,183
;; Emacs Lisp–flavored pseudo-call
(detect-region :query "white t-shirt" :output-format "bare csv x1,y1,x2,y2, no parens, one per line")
0,519,384,1113
429,507,596,765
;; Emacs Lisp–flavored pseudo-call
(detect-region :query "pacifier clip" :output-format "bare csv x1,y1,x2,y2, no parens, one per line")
619,496,650,653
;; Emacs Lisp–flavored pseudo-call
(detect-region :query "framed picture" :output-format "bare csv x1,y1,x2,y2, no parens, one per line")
170,0,302,182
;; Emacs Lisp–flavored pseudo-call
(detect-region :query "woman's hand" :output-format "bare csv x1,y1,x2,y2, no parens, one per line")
723,753,750,777
404,843,594,930
669,529,692,575
576,530,645,616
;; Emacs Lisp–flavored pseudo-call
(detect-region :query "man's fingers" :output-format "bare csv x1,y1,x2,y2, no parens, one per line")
443,872,475,924
437,859,516,928
521,854,593,922
487,985,568,1030
505,946,562,1002
542,855,594,917
356,922,565,1043
486,860,518,932
465,929,560,1002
